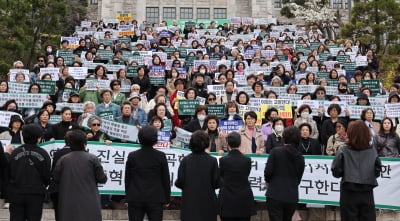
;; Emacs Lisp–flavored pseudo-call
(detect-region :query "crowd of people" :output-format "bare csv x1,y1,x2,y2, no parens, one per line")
0,17,395,220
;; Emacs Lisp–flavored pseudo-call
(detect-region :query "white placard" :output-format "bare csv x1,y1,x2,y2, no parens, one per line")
68,67,88,79
0,111,23,127
0,94,49,108
348,105,384,120
9,69,30,82
40,68,60,81
8,82,31,93
81,114,138,142
355,56,368,67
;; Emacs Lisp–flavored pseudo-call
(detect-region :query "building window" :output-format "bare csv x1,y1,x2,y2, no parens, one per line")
197,8,210,19
332,0,343,9
274,0,282,8
180,8,193,19
213,8,227,19
90,0,98,4
146,7,159,24
163,7,176,20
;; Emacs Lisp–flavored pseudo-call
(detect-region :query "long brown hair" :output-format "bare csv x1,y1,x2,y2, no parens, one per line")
346,120,371,150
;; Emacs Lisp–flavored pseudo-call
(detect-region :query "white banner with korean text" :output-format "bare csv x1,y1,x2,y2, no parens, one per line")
39,141,400,210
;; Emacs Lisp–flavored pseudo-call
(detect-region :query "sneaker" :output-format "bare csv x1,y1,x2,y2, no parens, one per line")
3,203,9,209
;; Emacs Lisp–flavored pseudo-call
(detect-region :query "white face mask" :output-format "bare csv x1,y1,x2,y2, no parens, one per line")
197,114,206,121
171,72,178,78
46,48,52,53
200,70,206,74
301,112,310,118
275,125,284,133
228,112,236,115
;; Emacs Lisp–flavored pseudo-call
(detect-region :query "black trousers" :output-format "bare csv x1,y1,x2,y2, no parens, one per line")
9,194,44,221
50,193,59,221
266,198,296,221
340,188,376,221
128,202,163,221
220,217,251,221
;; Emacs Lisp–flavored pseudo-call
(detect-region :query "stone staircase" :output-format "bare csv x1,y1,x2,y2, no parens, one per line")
0,208,398,220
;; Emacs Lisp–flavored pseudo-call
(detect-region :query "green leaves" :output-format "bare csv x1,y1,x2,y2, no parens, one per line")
0,0,67,76
341,0,400,53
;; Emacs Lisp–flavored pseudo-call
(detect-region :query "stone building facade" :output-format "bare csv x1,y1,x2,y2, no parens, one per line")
87,0,351,24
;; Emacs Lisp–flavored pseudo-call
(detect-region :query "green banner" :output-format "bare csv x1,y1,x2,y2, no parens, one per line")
57,50,75,65
178,100,200,115
361,79,380,95
37,80,56,95
97,49,114,60
206,104,226,118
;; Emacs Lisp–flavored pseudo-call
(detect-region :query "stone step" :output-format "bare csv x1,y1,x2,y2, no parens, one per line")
0,208,399,220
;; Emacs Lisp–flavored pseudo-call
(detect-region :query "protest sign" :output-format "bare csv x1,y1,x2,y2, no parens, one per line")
176,128,192,144
219,120,243,133
178,100,200,115
39,141,400,210
37,80,56,95
154,131,170,148
68,67,88,80
385,103,400,118
7,82,30,93
9,69,30,82
81,114,138,142
55,103,84,113
348,105,384,120
40,68,60,81
0,111,23,127
206,104,226,118
0,94,48,108
148,66,166,85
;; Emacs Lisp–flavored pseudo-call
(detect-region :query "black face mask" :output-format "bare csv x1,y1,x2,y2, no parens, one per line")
338,88,347,93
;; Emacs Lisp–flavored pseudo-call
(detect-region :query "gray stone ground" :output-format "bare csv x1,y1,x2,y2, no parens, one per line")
0,207,399,221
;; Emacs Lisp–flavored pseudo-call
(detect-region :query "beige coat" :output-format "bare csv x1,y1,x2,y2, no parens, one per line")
326,133,347,156
238,127,264,154
205,129,228,154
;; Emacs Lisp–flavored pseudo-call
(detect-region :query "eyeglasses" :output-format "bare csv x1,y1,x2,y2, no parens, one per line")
208,98,216,101
173,62,180,65
132,88,139,90
92,123,101,126
38,60,44,62
288,88,296,90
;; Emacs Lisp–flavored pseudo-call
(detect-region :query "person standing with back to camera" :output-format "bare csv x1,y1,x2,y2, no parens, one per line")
264,126,305,221
218,132,256,221
331,120,382,221
125,125,170,221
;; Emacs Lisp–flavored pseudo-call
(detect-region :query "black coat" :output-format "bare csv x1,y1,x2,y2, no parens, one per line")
264,145,305,203
175,152,219,221
47,121,79,140
298,138,322,155
8,144,51,197
125,146,170,203
218,149,256,217
265,133,283,153
183,119,207,133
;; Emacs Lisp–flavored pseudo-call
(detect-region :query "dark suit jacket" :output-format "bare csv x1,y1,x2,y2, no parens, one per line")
264,145,305,203
125,146,170,203
218,149,256,217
